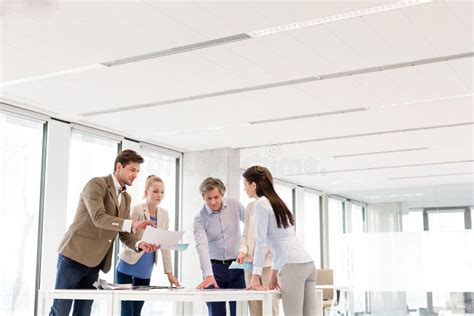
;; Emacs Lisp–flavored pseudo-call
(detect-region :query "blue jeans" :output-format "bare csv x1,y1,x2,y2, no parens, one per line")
206,261,246,316
115,270,151,316
49,254,100,316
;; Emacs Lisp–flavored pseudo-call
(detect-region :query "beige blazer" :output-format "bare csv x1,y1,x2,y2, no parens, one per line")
58,175,139,273
118,202,173,274
239,201,273,267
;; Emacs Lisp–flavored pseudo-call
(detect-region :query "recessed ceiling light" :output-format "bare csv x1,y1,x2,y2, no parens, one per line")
247,0,432,37
152,122,251,137
0,64,106,88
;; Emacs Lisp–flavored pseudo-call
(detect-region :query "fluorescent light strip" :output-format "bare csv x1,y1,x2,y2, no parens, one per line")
286,160,474,176
150,92,470,137
333,147,430,158
82,52,474,116
365,193,424,199
0,64,106,88
367,93,474,110
249,108,366,125
152,122,251,137
0,1,435,87
101,34,251,67
248,0,432,37
239,122,474,150
249,93,473,126
388,172,474,180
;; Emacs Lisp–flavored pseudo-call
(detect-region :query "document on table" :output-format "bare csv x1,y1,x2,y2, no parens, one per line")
160,243,189,251
142,227,184,247
228,261,253,271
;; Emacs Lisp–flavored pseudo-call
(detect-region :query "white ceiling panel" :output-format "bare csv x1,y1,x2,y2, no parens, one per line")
1,0,472,204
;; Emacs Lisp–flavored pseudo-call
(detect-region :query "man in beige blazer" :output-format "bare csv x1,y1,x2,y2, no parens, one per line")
50,150,158,316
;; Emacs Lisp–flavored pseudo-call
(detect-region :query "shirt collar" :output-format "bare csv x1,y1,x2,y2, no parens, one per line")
205,199,228,215
111,173,126,195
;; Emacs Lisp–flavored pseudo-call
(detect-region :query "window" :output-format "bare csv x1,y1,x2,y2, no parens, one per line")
402,210,424,232
328,198,345,284
274,182,294,213
427,210,466,232
303,190,321,268
66,130,119,285
0,112,45,315
136,147,180,315
350,204,364,233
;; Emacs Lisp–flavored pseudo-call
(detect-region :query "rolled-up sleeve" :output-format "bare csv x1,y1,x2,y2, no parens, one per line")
252,201,270,275
193,213,213,277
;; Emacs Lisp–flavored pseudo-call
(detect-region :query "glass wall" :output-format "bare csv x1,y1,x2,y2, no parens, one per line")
136,147,180,316
328,197,345,284
303,190,321,268
0,112,44,315
66,130,119,286
274,182,294,213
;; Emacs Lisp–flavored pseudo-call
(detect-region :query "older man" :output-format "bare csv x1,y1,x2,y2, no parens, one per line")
194,177,246,316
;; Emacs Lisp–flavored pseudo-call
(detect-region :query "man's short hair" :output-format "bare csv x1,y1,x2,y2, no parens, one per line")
199,177,226,196
114,149,144,171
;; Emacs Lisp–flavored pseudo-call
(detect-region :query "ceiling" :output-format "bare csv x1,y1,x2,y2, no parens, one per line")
1,0,473,205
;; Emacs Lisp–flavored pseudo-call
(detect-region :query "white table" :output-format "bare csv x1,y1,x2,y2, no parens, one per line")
113,289,281,316
37,288,284,316
38,289,115,315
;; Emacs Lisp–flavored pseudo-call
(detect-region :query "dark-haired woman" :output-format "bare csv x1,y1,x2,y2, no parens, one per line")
243,165,317,316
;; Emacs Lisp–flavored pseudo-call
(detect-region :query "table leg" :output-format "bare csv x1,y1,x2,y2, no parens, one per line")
315,290,323,316
37,291,44,316
262,294,272,316
192,300,205,316
112,293,120,316
236,300,248,316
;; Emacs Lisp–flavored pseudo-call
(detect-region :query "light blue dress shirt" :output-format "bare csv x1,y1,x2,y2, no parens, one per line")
253,196,313,275
193,198,245,277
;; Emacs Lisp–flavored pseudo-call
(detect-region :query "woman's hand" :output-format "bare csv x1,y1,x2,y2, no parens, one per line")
236,252,246,264
167,273,180,287
247,274,267,291
268,270,280,290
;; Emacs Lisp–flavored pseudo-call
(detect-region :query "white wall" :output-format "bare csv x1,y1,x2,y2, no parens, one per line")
180,148,241,287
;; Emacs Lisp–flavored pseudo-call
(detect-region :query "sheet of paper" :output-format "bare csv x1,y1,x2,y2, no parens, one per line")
228,261,253,271
142,227,184,245
160,243,189,251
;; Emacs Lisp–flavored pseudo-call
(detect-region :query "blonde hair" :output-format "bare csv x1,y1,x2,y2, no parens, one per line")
144,175,164,198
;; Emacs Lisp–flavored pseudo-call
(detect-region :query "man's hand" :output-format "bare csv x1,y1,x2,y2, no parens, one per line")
247,274,267,291
138,241,159,253
269,270,280,290
236,252,246,264
196,276,219,289
133,220,156,230
167,273,180,287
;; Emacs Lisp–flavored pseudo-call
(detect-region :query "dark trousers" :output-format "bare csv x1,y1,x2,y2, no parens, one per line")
49,254,100,316
206,262,246,316
115,270,151,316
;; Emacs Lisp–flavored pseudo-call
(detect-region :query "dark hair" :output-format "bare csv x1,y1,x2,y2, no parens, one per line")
199,177,226,196
243,166,294,229
114,149,144,171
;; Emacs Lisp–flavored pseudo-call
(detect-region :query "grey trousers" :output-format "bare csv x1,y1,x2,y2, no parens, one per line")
279,262,318,316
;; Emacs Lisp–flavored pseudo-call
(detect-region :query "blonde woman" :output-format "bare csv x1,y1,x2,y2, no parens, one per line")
237,200,279,316
116,175,180,316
